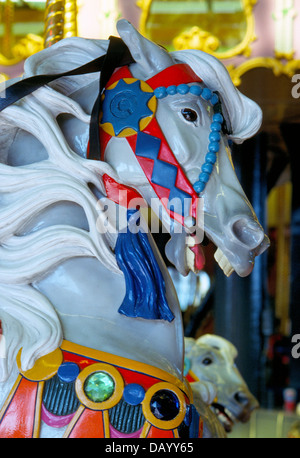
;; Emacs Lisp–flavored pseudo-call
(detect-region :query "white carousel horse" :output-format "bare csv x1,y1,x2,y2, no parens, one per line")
0,20,269,438
185,335,259,434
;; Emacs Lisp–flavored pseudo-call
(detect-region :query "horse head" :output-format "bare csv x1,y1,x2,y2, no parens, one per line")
185,334,259,432
102,20,269,278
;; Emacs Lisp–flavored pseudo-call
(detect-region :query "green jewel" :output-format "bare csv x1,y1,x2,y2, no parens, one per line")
84,371,115,402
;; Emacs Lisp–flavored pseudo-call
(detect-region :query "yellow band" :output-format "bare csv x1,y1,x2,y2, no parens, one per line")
16,347,63,382
61,340,193,401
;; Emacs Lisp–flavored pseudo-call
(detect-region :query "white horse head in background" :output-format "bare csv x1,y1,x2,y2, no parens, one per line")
185,334,259,433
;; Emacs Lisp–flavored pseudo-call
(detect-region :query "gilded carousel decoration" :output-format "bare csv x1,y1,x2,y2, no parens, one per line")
137,0,300,85
0,0,77,80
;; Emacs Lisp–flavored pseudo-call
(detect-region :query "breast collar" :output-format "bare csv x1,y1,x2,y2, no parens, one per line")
0,340,203,438
97,63,203,228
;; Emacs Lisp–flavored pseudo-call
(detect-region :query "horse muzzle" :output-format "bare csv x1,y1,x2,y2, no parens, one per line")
207,216,270,277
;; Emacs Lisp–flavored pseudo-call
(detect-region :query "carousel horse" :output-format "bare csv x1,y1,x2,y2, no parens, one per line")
0,20,269,438
185,335,259,434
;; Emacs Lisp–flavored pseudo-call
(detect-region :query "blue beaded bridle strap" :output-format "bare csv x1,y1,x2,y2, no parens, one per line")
153,83,224,194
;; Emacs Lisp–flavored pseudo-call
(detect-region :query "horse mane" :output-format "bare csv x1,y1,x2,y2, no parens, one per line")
0,38,124,381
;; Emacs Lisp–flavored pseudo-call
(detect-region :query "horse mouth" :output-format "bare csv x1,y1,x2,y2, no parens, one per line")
212,235,270,278
187,239,235,277
211,402,236,432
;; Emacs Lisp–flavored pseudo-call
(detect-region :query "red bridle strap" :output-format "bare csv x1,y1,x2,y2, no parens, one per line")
99,63,202,226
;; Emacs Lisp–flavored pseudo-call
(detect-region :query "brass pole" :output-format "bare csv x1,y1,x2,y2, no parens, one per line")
2,0,14,58
64,0,78,39
44,0,65,48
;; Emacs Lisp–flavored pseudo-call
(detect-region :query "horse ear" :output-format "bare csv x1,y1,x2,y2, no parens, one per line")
116,19,173,79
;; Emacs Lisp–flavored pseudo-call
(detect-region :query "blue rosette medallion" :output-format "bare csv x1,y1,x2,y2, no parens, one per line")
100,78,157,137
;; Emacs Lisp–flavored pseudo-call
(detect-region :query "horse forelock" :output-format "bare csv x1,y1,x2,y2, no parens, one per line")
170,48,262,143
196,334,238,363
23,36,109,97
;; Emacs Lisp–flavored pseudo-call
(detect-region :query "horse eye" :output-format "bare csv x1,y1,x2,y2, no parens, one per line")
181,108,198,122
202,357,213,365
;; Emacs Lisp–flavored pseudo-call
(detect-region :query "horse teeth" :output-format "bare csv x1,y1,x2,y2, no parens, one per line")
186,245,195,271
224,407,236,422
214,248,234,277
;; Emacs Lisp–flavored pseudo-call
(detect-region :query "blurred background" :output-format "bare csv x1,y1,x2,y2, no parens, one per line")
1,0,300,437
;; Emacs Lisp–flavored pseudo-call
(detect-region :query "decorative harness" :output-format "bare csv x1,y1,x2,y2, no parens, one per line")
0,341,203,438
94,59,226,322
98,63,225,227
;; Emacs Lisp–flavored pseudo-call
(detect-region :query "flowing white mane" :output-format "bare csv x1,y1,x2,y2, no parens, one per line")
0,35,262,383
0,39,119,382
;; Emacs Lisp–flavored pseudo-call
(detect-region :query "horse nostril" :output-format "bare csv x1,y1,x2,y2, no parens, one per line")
234,391,249,406
231,218,265,249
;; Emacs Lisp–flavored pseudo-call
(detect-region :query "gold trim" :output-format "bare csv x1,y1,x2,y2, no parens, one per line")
173,428,179,438
0,34,44,67
103,409,111,437
0,0,77,65
64,0,78,38
61,340,192,401
63,404,85,438
33,382,44,438
0,73,9,82
226,57,300,86
139,420,152,437
75,362,124,410
16,347,63,381
142,381,186,430
173,27,221,55
275,50,295,61
137,0,152,37
212,0,257,59
138,0,257,59
1,0,14,59
44,0,65,48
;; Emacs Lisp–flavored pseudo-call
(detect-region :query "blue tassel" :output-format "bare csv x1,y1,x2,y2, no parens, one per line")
115,210,174,322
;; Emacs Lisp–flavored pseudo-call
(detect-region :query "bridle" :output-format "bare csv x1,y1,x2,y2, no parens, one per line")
98,63,226,228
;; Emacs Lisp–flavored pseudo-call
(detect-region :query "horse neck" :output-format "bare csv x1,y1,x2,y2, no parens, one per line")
32,201,185,380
